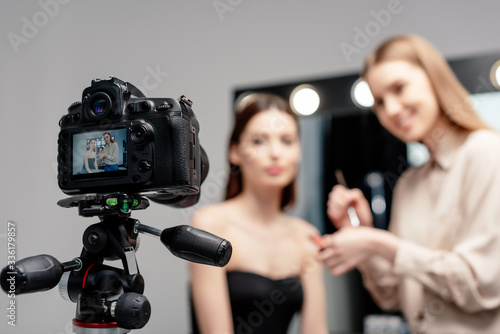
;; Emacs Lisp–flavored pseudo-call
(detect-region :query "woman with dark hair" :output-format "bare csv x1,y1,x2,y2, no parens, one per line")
317,35,500,333
190,93,328,334
80,138,98,174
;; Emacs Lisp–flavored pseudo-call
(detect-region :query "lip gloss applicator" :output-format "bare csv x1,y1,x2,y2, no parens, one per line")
335,169,360,227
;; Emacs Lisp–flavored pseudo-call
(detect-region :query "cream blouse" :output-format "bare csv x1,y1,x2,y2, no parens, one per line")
359,129,500,334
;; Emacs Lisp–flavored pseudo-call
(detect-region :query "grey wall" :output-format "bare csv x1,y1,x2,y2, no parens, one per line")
1,1,499,333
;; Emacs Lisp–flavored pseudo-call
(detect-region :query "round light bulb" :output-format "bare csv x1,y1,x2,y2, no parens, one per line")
490,60,500,90
351,78,374,109
290,85,320,116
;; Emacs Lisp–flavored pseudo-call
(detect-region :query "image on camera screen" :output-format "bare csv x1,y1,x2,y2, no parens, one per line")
72,128,128,178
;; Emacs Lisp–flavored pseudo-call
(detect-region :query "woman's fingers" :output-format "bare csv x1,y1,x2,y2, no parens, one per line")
327,185,351,227
328,185,374,228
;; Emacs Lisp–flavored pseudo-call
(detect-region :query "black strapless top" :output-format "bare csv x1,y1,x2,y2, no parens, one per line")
190,271,303,334
83,157,96,168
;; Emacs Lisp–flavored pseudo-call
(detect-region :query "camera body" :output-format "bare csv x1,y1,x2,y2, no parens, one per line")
58,77,204,197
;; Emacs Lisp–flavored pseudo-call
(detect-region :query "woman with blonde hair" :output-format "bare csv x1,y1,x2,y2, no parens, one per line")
98,131,119,172
318,35,500,333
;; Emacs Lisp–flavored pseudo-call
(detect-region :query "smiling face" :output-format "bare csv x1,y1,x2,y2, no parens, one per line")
103,133,111,145
230,108,301,192
366,60,443,144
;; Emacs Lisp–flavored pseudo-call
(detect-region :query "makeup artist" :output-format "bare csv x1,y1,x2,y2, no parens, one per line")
317,35,500,333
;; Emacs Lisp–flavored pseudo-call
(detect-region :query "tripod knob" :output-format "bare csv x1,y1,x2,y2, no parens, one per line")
113,292,151,329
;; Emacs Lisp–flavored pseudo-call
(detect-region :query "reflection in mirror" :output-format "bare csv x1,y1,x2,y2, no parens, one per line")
472,91,500,130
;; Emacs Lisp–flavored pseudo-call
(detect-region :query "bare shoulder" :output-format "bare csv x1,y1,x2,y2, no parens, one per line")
285,215,320,237
284,216,322,265
189,202,233,235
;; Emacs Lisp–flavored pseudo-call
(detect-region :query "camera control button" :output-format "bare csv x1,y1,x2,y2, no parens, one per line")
138,160,152,173
60,131,69,139
62,115,72,124
59,154,68,164
131,124,152,144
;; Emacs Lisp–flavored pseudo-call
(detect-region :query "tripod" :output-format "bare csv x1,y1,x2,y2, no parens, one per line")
1,192,232,333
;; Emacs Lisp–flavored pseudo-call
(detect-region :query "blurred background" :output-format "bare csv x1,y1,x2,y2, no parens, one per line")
1,1,500,333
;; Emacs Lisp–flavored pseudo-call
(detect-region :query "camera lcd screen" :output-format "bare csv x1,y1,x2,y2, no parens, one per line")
72,128,128,179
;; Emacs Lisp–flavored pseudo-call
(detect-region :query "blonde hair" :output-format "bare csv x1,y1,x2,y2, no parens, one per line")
103,131,115,143
362,35,489,131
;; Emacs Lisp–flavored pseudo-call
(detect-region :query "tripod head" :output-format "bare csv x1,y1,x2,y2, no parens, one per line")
1,192,232,332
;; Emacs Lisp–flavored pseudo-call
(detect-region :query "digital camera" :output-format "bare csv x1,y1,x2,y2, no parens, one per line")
57,77,207,203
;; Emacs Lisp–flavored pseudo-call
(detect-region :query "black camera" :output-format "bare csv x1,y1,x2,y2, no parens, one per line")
0,77,232,332
57,77,207,205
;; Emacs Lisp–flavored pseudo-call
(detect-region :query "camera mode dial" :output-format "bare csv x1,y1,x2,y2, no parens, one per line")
156,103,172,111
68,101,82,112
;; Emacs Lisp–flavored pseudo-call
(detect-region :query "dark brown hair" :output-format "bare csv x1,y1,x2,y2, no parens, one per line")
225,93,298,210
362,34,489,131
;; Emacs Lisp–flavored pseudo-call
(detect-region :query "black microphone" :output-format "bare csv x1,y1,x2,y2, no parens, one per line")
136,224,232,267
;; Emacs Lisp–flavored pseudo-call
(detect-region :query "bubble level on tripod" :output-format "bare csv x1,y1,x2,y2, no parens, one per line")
106,198,119,206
